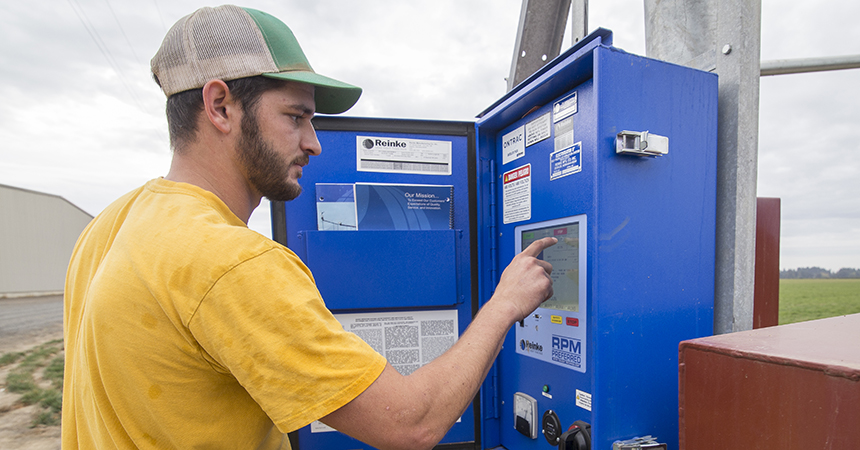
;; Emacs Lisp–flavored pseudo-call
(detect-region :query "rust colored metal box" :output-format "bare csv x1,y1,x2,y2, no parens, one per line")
679,314,860,450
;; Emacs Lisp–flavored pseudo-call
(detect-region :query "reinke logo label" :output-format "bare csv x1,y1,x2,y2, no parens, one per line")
520,339,543,354
363,138,408,149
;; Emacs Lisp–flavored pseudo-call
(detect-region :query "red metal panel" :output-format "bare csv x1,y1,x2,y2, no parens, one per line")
680,314,860,450
753,197,780,328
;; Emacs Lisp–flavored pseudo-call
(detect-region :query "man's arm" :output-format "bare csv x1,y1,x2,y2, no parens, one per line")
320,236,558,450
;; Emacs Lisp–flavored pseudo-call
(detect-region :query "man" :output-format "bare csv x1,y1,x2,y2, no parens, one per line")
63,5,557,449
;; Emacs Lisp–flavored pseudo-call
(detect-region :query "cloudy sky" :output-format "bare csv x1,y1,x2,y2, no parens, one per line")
1,0,858,271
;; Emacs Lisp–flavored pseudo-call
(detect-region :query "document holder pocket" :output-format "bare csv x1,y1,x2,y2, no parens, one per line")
298,230,459,310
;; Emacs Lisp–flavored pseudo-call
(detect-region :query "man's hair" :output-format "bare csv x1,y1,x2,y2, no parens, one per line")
154,75,289,152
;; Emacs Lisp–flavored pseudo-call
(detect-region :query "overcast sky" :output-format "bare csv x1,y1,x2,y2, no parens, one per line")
1,0,859,271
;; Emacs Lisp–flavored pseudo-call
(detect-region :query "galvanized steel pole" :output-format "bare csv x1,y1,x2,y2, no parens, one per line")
570,0,589,44
644,0,762,334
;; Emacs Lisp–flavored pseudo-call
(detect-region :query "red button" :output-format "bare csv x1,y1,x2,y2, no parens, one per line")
566,317,579,327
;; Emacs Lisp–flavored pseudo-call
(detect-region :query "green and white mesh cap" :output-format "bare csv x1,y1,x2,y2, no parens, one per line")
151,5,361,114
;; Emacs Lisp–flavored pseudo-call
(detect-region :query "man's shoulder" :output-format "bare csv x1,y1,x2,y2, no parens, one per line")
83,178,297,271
146,184,293,265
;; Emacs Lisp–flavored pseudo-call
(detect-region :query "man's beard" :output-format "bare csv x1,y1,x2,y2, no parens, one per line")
237,110,308,202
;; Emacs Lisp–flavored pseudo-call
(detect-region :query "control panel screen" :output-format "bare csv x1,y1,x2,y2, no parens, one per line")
515,215,587,372
519,220,582,312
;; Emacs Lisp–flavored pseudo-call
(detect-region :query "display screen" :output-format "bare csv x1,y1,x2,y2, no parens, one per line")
520,222,581,312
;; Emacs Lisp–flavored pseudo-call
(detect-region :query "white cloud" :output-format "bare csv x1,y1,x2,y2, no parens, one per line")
757,0,860,270
1,0,859,270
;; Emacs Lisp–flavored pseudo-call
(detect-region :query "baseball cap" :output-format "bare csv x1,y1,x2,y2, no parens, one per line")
151,5,361,114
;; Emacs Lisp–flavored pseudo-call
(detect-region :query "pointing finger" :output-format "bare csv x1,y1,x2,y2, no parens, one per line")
520,236,558,257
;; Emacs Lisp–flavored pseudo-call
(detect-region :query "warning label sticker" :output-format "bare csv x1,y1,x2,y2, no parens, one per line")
576,389,592,411
503,164,531,224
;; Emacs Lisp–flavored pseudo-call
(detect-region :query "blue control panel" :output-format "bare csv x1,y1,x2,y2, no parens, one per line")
475,30,718,450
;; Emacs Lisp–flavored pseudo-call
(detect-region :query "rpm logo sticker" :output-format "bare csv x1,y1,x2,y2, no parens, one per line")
551,334,582,369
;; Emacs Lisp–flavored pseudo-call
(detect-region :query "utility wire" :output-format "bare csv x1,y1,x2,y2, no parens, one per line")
152,0,168,33
66,0,169,146
66,0,146,112
104,0,142,65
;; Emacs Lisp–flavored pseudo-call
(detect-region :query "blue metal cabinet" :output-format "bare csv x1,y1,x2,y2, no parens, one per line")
275,29,717,450
279,118,479,450
475,30,717,450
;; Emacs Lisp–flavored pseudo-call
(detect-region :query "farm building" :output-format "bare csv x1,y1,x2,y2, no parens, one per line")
0,184,93,297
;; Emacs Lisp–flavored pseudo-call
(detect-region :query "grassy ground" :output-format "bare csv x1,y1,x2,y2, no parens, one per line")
778,278,860,325
0,340,64,427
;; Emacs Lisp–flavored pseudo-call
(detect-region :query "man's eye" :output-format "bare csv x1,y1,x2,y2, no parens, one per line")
286,111,313,124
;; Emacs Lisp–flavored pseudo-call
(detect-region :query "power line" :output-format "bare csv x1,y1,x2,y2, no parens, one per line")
152,0,168,33
66,0,146,112
65,0,168,146
103,0,142,65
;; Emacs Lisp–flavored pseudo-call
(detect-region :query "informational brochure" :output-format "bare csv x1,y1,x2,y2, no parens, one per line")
310,309,459,434
355,183,454,230
316,183,454,231
315,183,357,230
335,309,459,375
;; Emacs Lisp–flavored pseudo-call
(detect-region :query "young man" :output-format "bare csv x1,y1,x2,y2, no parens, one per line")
62,5,557,449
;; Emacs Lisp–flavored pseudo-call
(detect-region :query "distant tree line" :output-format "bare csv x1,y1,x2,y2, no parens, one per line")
780,267,860,279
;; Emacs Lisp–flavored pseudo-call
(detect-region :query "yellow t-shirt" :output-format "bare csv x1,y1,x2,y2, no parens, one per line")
62,178,387,449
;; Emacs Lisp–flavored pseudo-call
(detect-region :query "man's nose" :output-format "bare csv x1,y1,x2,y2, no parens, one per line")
304,123,322,156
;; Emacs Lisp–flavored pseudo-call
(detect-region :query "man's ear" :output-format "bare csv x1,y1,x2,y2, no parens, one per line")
201,79,238,135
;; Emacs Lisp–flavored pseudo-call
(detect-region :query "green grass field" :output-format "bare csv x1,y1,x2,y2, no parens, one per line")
778,278,860,325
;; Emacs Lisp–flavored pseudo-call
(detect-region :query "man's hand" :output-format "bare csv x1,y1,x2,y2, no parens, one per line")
491,236,557,323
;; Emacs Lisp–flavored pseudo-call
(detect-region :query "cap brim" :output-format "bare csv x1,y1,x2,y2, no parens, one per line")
262,71,361,115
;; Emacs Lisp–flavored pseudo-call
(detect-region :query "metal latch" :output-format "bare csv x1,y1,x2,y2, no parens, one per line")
612,435,667,449
615,131,668,157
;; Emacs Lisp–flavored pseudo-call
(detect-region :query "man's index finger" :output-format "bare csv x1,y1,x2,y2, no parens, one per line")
520,236,558,257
